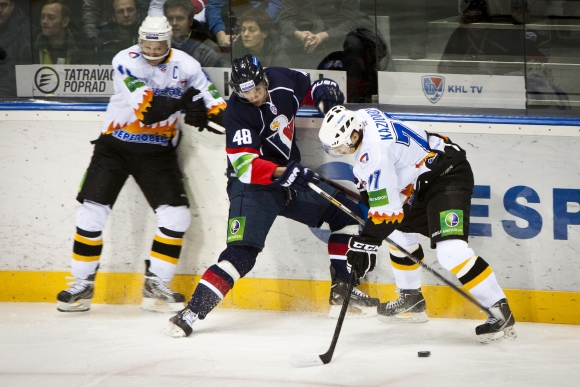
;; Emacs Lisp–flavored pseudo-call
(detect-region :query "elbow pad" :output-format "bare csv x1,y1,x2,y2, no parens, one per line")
140,96,182,125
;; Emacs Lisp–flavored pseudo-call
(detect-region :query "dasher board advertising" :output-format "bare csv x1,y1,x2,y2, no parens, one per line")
378,71,526,109
16,65,116,97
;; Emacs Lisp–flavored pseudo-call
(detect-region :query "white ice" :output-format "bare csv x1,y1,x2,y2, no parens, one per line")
1,303,579,387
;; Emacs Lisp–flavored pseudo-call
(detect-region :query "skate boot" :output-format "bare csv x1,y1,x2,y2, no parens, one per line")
162,307,198,338
329,267,380,319
57,274,95,312
141,270,185,313
475,298,517,344
377,288,428,323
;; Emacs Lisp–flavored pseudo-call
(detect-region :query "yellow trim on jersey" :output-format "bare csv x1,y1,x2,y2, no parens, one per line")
207,101,227,117
463,266,493,290
150,251,179,265
154,234,183,246
134,89,154,121
74,234,102,246
369,211,404,225
72,253,100,262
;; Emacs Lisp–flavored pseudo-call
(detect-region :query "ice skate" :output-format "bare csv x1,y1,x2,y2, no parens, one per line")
141,271,185,313
56,275,95,312
162,307,198,338
328,267,380,319
476,298,517,344
377,288,428,323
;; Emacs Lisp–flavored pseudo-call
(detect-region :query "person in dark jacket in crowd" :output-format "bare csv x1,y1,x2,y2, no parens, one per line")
231,8,289,67
0,0,31,96
83,0,150,39
34,0,93,64
96,0,141,65
164,0,224,67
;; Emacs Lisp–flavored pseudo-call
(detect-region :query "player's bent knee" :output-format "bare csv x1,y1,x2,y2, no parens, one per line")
155,205,191,232
436,239,475,271
388,230,419,252
325,193,362,231
218,245,260,278
76,200,111,232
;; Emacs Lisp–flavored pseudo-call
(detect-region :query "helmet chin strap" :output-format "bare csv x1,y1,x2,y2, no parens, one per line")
140,42,171,61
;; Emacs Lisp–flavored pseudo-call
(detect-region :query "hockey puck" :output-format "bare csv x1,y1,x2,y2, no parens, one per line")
418,351,430,358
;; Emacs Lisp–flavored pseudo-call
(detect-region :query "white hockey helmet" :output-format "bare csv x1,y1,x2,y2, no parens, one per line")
138,16,172,60
319,106,361,157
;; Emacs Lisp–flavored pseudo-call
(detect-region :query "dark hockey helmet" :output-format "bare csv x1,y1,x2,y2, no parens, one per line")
230,54,268,94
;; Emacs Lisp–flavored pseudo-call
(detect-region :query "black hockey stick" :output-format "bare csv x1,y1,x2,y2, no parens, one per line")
307,182,502,319
289,269,357,367
314,172,363,202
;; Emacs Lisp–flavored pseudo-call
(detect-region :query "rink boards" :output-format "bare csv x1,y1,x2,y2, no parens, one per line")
0,108,578,324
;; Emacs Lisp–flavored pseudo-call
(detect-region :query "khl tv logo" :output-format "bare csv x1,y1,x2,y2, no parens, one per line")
422,75,445,104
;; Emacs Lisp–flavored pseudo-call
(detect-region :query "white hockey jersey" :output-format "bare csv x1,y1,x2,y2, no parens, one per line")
102,45,226,148
352,108,446,224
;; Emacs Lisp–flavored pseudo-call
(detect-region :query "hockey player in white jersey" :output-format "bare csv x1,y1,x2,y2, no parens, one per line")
56,16,226,313
318,106,516,343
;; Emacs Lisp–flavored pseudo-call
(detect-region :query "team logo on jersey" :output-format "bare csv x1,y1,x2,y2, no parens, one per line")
269,103,277,115
34,66,59,94
180,79,187,86
227,217,246,242
129,51,140,59
359,152,371,165
422,75,445,104
439,210,464,236
158,64,167,72
267,115,294,159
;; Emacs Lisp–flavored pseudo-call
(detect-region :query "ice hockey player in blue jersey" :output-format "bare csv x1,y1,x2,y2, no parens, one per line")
163,54,381,338
317,105,516,343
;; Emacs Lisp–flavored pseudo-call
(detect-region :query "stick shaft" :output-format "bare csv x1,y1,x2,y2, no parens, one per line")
307,182,493,316
315,173,363,202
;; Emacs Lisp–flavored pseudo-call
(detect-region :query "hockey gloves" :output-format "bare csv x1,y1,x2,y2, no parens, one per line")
311,79,345,114
275,160,319,192
181,86,223,134
140,96,182,125
346,236,379,278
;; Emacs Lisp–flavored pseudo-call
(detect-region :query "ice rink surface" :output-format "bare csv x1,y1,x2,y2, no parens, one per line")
1,303,579,387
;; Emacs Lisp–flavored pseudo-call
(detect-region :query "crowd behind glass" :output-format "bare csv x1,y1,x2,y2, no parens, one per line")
0,0,578,111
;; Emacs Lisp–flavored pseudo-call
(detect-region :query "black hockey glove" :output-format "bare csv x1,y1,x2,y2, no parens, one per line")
181,87,208,129
275,160,319,192
311,79,345,114
140,96,182,125
346,236,379,278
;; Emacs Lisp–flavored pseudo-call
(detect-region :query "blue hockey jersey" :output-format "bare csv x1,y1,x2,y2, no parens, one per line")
225,67,312,185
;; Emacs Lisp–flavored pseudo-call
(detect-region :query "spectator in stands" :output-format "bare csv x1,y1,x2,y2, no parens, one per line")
0,0,31,96
231,8,289,67
96,0,141,65
164,0,224,67
82,0,149,39
278,0,374,67
34,0,92,64
149,0,205,22
206,0,281,48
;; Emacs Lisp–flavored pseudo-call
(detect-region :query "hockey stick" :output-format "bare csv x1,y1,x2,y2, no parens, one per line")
307,182,503,319
314,172,363,202
207,121,226,134
289,269,357,367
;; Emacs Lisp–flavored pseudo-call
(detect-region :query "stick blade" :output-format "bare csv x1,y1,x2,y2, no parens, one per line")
289,353,325,367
